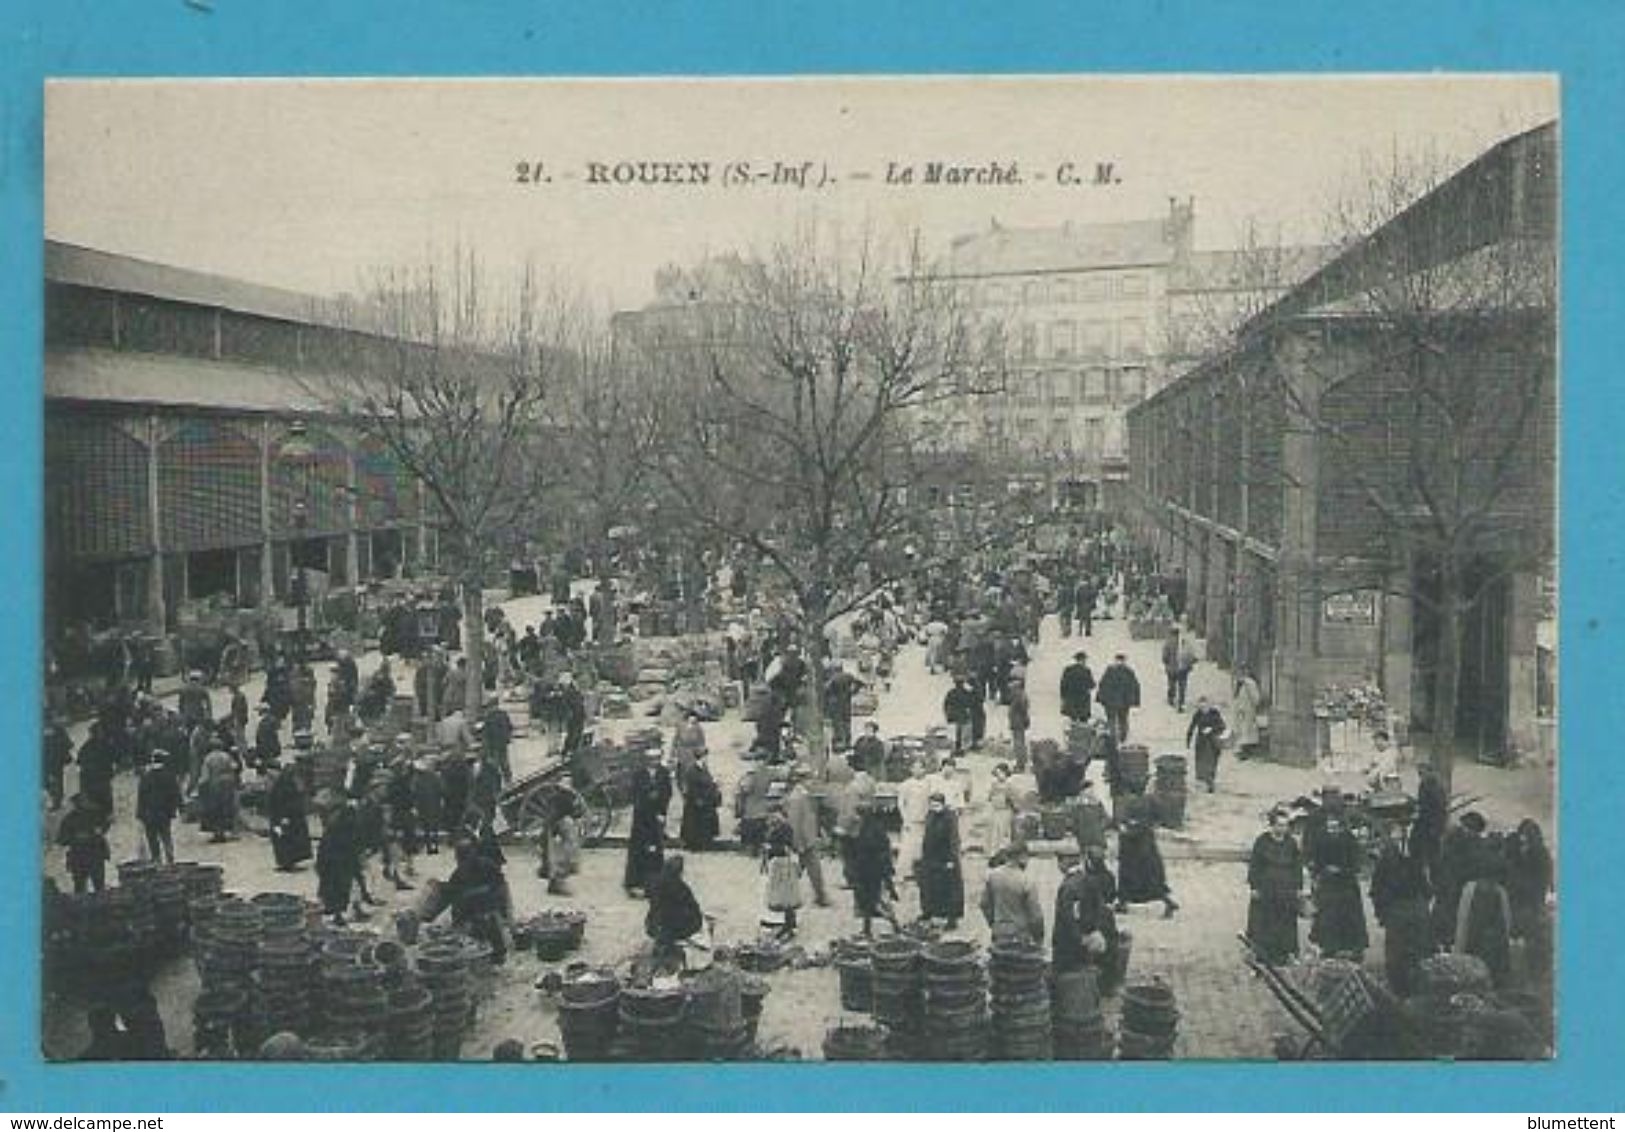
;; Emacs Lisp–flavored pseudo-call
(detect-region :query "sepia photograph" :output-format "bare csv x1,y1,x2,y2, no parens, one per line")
40,76,1558,1064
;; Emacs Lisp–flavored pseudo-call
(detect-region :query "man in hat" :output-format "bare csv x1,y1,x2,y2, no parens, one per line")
851,720,886,778
821,663,864,755
481,694,514,785
57,792,111,894
43,719,71,812
176,670,212,733
624,748,672,896
1007,675,1032,772
943,675,978,755
555,672,587,757
980,843,1045,946
1060,651,1096,725
1096,653,1141,742
1053,847,1118,979
784,768,830,907
734,760,774,853
135,752,181,865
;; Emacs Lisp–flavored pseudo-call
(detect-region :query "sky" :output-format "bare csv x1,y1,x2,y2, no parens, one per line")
44,76,1557,313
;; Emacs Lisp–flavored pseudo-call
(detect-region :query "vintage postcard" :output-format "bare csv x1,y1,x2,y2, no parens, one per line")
41,77,1557,1064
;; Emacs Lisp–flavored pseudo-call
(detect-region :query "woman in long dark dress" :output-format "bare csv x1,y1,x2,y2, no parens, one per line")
850,805,899,937
1370,824,1432,996
266,761,313,871
645,855,705,972
679,752,722,852
316,798,363,923
1454,824,1513,987
1308,811,1369,959
1247,807,1304,964
917,793,965,929
1505,818,1553,973
1185,698,1226,793
1115,794,1178,917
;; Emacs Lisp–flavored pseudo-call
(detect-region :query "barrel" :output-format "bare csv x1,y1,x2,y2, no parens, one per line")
1118,744,1151,789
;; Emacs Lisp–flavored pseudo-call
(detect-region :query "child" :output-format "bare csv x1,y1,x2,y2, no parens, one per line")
761,811,803,941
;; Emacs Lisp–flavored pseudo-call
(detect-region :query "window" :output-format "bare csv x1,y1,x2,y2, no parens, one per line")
1083,417,1105,455
1078,276,1109,302
1022,280,1043,304
984,281,1008,306
1118,273,1149,297
1081,320,1109,357
1018,323,1038,361
1049,278,1074,304
1084,368,1107,400
1048,320,1075,359
1052,369,1074,405
1120,317,1146,357
1120,366,1147,402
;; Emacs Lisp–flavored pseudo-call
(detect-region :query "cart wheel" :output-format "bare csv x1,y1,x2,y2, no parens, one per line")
515,785,554,839
579,784,614,847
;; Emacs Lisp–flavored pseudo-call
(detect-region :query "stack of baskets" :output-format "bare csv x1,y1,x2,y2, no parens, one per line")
415,940,474,1060
191,985,248,1059
387,985,437,1061
322,962,391,1060
822,1021,890,1061
616,984,688,1061
557,968,620,1062
142,864,189,952
921,940,990,1062
833,937,875,1013
1117,744,1151,793
1118,978,1179,1059
870,937,925,1058
681,967,751,1061
255,935,315,1038
989,938,1052,1060
115,862,160,953
1152,755,1189,829
1051,967,1111,1059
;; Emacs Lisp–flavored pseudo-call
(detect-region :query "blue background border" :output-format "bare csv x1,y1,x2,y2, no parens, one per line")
3,0,1620,1112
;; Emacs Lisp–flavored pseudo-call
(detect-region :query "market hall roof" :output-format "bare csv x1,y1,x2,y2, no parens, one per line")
45,240,376,335
46,347,329,415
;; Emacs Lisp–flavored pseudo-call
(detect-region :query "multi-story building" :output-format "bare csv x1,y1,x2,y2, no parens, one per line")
917,201,1323,509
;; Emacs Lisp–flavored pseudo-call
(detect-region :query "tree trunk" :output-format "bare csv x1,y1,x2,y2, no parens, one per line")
801,586,831,779
1430,562,1463,796
462,577,485,722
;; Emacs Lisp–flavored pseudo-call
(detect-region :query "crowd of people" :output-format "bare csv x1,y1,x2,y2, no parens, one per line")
44,518,1554,1060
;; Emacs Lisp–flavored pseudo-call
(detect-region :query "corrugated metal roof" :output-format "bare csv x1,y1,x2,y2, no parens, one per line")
46,347,328,415
45,241,377,335
943,218,1175,277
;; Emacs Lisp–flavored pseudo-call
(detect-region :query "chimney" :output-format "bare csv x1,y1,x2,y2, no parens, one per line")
1166,197,1196,262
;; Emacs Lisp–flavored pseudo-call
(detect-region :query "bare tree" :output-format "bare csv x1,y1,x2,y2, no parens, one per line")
300,249,563,717
644,228,1011,756
1260,141,1556,787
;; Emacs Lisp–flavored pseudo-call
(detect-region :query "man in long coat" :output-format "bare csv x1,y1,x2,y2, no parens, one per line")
980,845,1045,945
1059,652,1095,724
1095,654,1141,742
1053,847,1120,987
623,750,672,896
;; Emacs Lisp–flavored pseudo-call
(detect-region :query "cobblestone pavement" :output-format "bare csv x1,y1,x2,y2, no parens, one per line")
43,591,1552,1061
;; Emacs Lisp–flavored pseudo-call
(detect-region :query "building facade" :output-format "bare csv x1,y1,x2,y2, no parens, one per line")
45,242,438,662
1125,122,1558,766
916,201,1323,509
